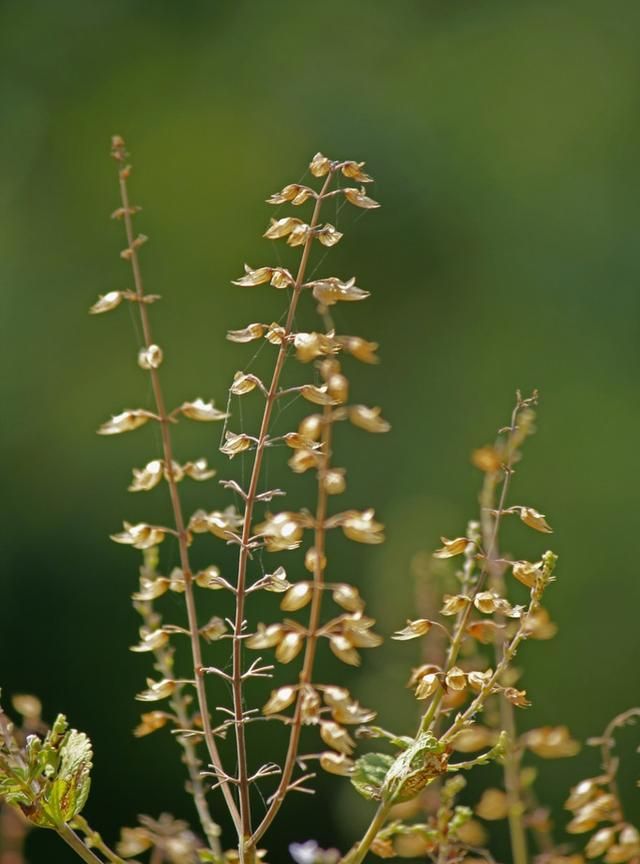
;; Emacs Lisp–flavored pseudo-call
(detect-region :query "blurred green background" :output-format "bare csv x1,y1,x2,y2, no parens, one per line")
2,0,640,860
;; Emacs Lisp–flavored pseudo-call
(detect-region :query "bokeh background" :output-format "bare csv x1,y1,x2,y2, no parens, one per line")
1,0,640,861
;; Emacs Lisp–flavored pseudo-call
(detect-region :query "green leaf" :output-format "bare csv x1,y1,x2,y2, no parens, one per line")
43,729,93,824
351,751,394,800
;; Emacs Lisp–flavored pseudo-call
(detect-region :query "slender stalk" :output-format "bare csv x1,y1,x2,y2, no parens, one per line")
229,169,335,855
600,707,640,810
56,824,105,864
72,816,127,864
420,399,523,734
137,595,221,854
341,800,393,864
251,404,333,845
480,467,529,864
351,398,530,864
114,152,241,833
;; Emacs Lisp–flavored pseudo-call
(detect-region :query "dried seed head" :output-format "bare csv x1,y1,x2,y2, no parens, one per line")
329,635,361,667
200,617,228,642
310,152,332,177
335,509,385,544
519,506,553,533
231,371,261,395
265,322,286,344
275,631,305,664
349,405,390,433
255,511,310,552
310,277,369,306
343,187,380,209
220,431,254,458
319,751,354,776
467,669,494,692
523,726,580,759
512,559,543,588
178,398,228,422
451,726,496,753
259,566,291,593
129,459,165,492
262,686,297,716
299,414,324,441
337,335,379,364
289,448,322,474
264,216,305,240
133,711,170,738
90,290,123,314
434,537,471,558
135,678,176,702
466,620,506,644
111,521,166,550
138,344,163,370
98,409,156,435
294,331,339,363
246,623,285,650
305,546,327,573
130,629,169,653
476,788,509,821
440,594,471,616
332,583,363,613
503,687,531,708
323,468,346,495
227,322,266,343
392,619,435,641
267,183,316,206
320,721,355,755
445,666,467,691
471,446,503,473
280,582,313,612
415,672,441,700
326,373,349,404
300,686,321,724
585,827,617,859
301,384,337,406
341,160,373,183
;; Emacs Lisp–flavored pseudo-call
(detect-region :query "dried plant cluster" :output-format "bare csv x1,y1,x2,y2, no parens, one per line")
1,141,638,864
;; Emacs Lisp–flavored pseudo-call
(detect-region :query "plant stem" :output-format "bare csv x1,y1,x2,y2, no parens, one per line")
352,397,530,864
251,404,333,845
480,449,529,864
72,816,126,864
340,800,393,864
56,824,105,864
116,161,241,833
138,595,221,854
420,398,523,734
229,169,335,858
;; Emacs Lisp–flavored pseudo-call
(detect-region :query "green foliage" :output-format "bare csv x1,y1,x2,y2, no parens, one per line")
0,703,92,829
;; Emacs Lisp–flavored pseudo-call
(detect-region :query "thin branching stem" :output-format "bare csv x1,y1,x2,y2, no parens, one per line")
231,170,335,854
600,707,640,812
56,824,106,864
137,596,221,854
480,466,528,864
251,404,333,845
115,157,241,833
420,397,524,734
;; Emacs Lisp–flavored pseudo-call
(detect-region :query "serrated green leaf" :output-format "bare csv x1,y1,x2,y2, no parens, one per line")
351,751,394,800
43,729,93,824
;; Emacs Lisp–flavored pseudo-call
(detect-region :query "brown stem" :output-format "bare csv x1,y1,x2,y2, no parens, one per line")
420,398,524,733
600,707,640,816
251,404,333,845
230,170,335,854
481,466,529,864
115,158,241,833
136,595,221,854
